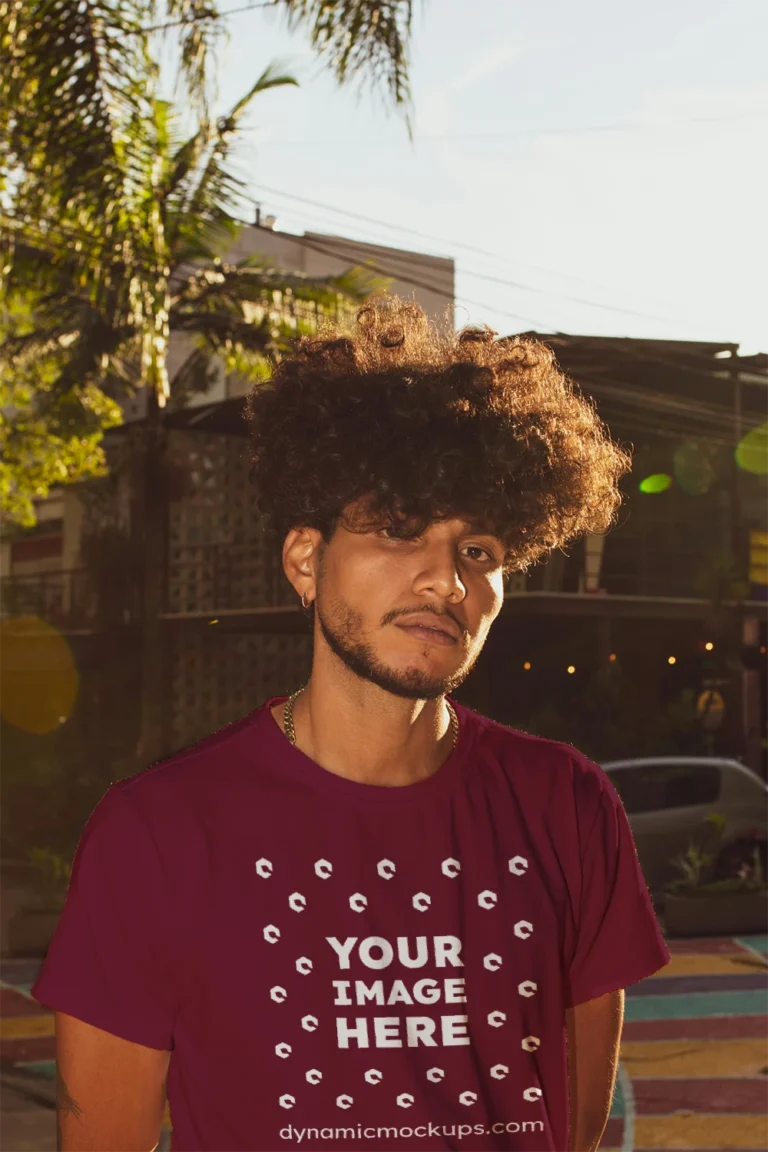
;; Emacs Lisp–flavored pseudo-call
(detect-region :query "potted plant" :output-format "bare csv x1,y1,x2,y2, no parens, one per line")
6,846,71,957
664,813,768,937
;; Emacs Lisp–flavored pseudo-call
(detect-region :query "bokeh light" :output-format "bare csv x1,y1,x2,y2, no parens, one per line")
567,665,576,674
673,442,716,496
668,656,676,665
735,422,768,476
638,473,672,494
0,616,79,734
523,661,531,670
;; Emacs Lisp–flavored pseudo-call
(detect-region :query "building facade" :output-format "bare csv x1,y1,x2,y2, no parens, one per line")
2,229,767,795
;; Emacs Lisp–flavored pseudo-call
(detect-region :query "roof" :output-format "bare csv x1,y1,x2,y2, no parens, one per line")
513,332,767,446
108,334,767,444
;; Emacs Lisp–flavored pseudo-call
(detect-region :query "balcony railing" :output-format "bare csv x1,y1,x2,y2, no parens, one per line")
599,539,749,600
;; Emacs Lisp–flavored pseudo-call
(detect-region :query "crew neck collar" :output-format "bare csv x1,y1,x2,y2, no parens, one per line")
257,694,476,806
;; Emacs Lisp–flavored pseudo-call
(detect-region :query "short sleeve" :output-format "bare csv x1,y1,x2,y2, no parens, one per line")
566,764,670,1008
30,784,178,1050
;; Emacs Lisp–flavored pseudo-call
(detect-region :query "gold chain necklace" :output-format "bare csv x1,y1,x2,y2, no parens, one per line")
283,686,459,750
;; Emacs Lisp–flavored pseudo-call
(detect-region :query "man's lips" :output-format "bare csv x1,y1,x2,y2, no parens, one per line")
395,621,458,645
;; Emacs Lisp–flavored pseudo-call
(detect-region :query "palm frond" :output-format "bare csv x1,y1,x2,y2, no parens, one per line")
1,0,156,223
276,0,413,106
184,64,298,225
169,257,369,380
164,0,227,121
166,341,224,409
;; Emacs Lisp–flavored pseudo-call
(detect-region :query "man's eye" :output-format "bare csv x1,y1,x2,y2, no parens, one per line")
463,545,497,563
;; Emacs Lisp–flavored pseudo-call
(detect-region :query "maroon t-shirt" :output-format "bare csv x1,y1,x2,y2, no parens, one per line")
32,695,669,1151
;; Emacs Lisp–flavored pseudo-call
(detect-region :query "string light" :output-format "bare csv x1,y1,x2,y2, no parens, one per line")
705,641,714,651
668,656,677,665
567,665,576,674
523,661,531,671
609,653,617,662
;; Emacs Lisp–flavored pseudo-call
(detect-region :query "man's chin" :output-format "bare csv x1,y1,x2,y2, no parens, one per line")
360,665,468,701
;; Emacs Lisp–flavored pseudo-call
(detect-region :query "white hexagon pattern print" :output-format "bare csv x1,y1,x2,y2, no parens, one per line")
258,845,544,1124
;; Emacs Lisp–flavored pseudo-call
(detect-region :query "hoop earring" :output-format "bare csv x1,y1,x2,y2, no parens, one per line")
301,592,311,610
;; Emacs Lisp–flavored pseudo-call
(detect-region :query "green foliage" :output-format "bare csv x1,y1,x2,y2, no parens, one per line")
279,0,414,108
693,546,750,609
520,663,705,763
1,1,399,525
0,289,124,525
26,845,72,890
666,812,767,896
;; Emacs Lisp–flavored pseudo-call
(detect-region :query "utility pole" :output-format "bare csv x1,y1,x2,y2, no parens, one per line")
732,352,764,774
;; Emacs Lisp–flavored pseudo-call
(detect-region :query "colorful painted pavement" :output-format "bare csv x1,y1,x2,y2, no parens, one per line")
1,936,767,1150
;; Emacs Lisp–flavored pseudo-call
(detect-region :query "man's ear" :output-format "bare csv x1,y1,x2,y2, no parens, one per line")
282,526,324,600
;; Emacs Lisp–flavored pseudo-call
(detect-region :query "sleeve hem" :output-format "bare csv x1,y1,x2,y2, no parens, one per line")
566,947,671,1008
30,981,173,1052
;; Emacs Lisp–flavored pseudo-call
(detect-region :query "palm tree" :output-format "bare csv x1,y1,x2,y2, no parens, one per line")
1,0,412,523
2,4,413,219
3,66,367,452
3,76,367,762
1,0,409,761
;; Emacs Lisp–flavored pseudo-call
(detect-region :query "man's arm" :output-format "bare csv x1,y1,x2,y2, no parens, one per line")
55,1011,170,1151
565,988,624,1152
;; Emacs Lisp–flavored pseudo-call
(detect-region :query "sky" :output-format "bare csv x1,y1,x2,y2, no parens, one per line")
159,0,767,352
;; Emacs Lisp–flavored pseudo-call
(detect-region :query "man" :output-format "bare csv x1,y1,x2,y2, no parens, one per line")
32,296,669,1151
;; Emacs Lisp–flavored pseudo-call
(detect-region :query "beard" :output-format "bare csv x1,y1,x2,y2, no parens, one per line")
314,591,483,701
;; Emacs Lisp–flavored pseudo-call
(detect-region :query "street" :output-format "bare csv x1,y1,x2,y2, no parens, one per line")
1,936,766,1151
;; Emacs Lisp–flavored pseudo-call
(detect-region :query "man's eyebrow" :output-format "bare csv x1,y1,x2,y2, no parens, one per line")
463,520,503,539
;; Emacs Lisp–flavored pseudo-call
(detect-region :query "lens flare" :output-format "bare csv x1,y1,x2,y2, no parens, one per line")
673,442,716,496
0,616,79,734
736,422,768,476
638,473,672,494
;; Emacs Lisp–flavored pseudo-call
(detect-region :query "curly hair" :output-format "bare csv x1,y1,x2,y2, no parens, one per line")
244,295,632,577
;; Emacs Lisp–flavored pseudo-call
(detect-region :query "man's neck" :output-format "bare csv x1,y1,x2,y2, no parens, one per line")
270,679,455,788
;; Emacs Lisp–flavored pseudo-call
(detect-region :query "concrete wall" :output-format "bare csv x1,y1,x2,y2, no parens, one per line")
207,224,454,403
227,224,454,323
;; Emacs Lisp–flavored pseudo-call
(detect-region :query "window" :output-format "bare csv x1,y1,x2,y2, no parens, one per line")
606,762,721,814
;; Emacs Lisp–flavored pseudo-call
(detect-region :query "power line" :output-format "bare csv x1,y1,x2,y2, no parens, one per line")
276,228,549,330
249,196,743,345
250,112,766,144
242,227,766,424
245,181,592,278
460,267,675,326
140,1,274,35
245,183,707,331
249,192,679,326
5,202,751,384
5,210,760,436
3,206,745,373
243,190,747,348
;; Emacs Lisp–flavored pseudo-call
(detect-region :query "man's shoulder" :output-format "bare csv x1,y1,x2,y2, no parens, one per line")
111,705,268,811
462,700,594,766
459,700,606,793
